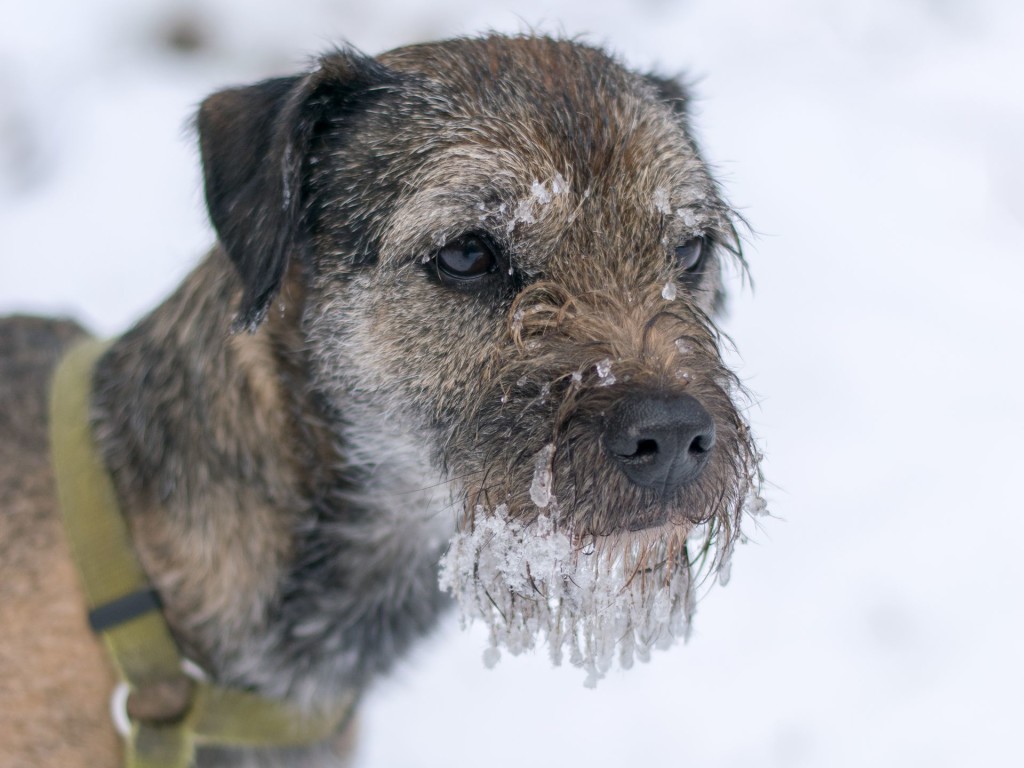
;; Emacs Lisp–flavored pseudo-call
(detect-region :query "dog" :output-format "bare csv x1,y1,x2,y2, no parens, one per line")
0,34,761,767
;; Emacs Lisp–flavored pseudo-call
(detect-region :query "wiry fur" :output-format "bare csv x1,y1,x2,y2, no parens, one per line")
0,34,760,768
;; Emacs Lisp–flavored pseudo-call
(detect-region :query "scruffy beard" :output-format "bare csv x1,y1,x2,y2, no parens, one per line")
439,490,767,687
437,274,766,683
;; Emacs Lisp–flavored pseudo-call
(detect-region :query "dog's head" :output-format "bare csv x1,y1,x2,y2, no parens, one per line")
198,35,764,681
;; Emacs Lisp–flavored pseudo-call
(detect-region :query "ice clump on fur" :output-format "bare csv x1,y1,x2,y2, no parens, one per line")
509,197,537,229
507,176,566,233
439,505,704,687
596,358,616,386
662,282,678,301
676,207,709,231
531,180,552,205
529,444,555,508
653,187,673,215
745,495,769,516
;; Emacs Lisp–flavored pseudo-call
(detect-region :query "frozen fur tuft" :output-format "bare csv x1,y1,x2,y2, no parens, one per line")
440,487,766,686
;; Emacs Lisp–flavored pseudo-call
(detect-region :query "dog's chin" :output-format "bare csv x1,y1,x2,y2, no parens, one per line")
557,491,716,538
621,503,709,533
439,502,725,687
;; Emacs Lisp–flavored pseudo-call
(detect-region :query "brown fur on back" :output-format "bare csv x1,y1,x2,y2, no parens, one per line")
0,316,119,766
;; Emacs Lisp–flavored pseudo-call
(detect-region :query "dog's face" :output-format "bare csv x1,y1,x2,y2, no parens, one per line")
198,35,762,677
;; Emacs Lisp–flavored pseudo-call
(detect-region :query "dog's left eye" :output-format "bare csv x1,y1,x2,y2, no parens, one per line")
675,237,705,272
434,235,497,283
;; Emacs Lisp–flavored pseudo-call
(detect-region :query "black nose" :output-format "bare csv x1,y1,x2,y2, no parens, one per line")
603,393,715,494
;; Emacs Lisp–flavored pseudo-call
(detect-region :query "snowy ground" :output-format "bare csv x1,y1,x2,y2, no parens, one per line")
3,1,1023,766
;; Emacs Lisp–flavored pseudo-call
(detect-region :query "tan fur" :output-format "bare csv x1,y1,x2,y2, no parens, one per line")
0,514,119,767
0,318,118,766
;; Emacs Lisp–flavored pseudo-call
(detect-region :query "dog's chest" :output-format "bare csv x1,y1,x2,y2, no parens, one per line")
240,417,458,705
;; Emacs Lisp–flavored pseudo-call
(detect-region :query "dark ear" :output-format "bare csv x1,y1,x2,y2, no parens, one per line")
644,73,691,119
197,51,392,331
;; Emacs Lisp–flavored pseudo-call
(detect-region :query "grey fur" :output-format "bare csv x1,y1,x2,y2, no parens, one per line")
0,34,758,768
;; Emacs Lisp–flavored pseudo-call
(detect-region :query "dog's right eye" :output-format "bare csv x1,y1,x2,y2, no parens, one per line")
433,235,497,284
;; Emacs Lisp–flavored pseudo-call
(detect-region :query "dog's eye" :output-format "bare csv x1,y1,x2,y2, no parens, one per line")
674,237,705,272
435,235,496,282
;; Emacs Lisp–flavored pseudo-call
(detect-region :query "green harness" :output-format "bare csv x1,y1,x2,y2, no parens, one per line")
49,339,356,768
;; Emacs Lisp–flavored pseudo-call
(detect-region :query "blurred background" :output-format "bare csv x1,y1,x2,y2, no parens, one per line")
2,1,1022,765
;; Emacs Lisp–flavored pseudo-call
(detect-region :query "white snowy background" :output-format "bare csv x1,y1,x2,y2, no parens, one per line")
3,1,1023,765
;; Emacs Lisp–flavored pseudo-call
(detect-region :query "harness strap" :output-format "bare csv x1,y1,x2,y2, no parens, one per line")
50,338,355,768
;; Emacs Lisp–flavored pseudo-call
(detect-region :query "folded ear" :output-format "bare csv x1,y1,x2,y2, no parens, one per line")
197,51,392,331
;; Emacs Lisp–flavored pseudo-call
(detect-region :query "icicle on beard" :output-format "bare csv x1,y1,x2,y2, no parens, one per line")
439,486,766,687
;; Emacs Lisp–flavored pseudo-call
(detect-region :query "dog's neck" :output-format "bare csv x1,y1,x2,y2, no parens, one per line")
90,248,453,706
